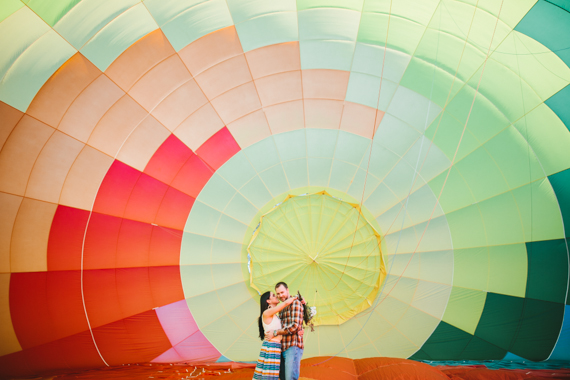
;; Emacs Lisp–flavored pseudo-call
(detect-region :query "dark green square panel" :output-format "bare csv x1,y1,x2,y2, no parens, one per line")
549,169,570,239
525,239,568,304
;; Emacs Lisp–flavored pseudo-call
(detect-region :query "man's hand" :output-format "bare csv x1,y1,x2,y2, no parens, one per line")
299,329,304,337
265,330,276,340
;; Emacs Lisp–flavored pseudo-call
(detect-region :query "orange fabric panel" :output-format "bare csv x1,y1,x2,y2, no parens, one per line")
128,55,192,112
26,131,84,203
87,94,149,157
245,42,301,80
59,145,114,211
151,79,208,131
0,101,23,151
106,30,176,92
304,99,344,129
26,53,101,128
210,82,262,125
149,227,182,267
354,357,449,380
227,109,271,148
93,160,141,219
174,103,225,151
115,115,170,172
47,205,90,271
0,192,22,273
195,127,241,171
194,55,252,99
302,69,350,100
170,151,214,198
340,102,385,139
143,134,193,185
11,198,57,273
148,266,184,308
264,100,305,134
123,173,169,224
153,186,195,230
254,70,302,107
58,75,125,142
0,115,54,196
178,26,243,76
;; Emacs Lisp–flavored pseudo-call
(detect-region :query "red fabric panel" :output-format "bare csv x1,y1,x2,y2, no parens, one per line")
115,267,154,318
144,134,193,184
149,266,184,306
83,268,123,328
154,186,195,230
48,206,90,271
195,127,240,171
123,173,169,224
93,160,141,218
9,272,88,349
92,310,172,366
149,226,182,266
171,152,213,198
116,218,153,268
84,212,121,269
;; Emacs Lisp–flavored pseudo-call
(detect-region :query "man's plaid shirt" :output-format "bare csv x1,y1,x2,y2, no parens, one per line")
279,298,304,351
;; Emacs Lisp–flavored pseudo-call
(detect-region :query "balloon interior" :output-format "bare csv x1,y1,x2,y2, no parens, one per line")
0,0,569,378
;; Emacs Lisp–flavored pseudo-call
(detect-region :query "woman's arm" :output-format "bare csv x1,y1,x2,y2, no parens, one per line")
263,296,297,318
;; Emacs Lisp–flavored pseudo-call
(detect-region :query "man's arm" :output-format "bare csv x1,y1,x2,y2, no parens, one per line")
279,299,303,335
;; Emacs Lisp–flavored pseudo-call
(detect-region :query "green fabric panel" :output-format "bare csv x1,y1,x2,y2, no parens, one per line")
239,175,274,208
274,129,306,161
474,293,524,351
308,157,332,187
217,151,257,189
0,29,76,112
509,298,565,361
515,0,570,66
548,168,570,239
235,11,298,52
428,167,476,215
387,86,442,133
242,137,281,173
226,0,296,24
199,173,237,211
357,11,425,55
445,205,487,250
54,0,139,50
25,0,81,26
223,192,258,225
297,0,362,11
525,239,568,303
478,192,525,246
334,131,369,165
441,287,487,334
453,247,489,291
306,128,338,157
410,321,506,360
298,8,360,42
351,43,411,83
345,72,397,110
80,4,158,71
487,244,528,298
299,39,355,71
546,84,570,132
258,165,290,198
148,0,233,51
0,0,23,23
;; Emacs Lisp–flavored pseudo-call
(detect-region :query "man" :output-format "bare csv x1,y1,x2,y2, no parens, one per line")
265,282,304,380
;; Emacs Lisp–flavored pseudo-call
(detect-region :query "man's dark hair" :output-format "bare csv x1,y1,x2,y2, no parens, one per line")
275,281,288,289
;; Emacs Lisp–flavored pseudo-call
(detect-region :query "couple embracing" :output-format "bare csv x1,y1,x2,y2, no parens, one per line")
254,282,304,380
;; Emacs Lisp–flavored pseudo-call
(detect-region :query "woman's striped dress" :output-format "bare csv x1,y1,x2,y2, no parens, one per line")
253,340,281,379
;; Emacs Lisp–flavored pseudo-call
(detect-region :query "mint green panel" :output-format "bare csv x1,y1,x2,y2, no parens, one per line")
298,8,360,42
513,104,570,177
335,131,369,165
306,129,338,157
400,136,450,183
299,39,355,71
226,0,296,24
428,166,476,213
25,0,81,26
364,182,399,218
214,213,248,242
55,0,139,50
308,157,332,187
487,244,527,298
360,142,399,182
80,4,158,71
274,129,306,161
223,192,259,224
184,200,222,236
445,204,486,250
352,43,410,82
477,192,525,246
441,287,487,334
297,0,362,11
357,12,425,55
345,72,398,111
387,86,442,132
180,232,212,265
235,11,298,52
0,0,24,23
0,28,76,112
374,114,420,158
239,175,274,208
217,151,257,189
258,164,290,196
347,166,380,200
243,137,282,172
282,159,309,190
453,247,489,291
199,173,237,211
147,0,233,51
329,160,358,192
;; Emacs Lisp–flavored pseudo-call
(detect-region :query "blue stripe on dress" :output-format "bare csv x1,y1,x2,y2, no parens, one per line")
253,340,281,380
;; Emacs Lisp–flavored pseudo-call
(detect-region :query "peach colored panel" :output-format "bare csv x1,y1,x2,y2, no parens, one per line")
210,82,261,125
227,110,271,149
58,75,125,142
60,146,114,211
304,99,344,130
178,26,243,76
264,100,305,135
116,116,170,171
0,116,54,196
26,53,101,128
194,55,252,100
0,192,23,273
0,102,23,151
25,131,84,204
106,30,176,92
340,101,385,139
302,69,350,100
11,198,57,272
254,71,302,107
0,273,22,355
128,55,192,112
174,103,224,151
87,95,148,157
151,79,207,131
245,42,300,80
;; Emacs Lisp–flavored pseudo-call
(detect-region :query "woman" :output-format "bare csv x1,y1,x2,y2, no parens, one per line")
253,291,296,380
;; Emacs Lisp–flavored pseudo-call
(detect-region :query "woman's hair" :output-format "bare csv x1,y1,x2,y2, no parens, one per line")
258,291,271,341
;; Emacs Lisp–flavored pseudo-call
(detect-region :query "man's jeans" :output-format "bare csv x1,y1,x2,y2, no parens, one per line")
281,346,303,380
